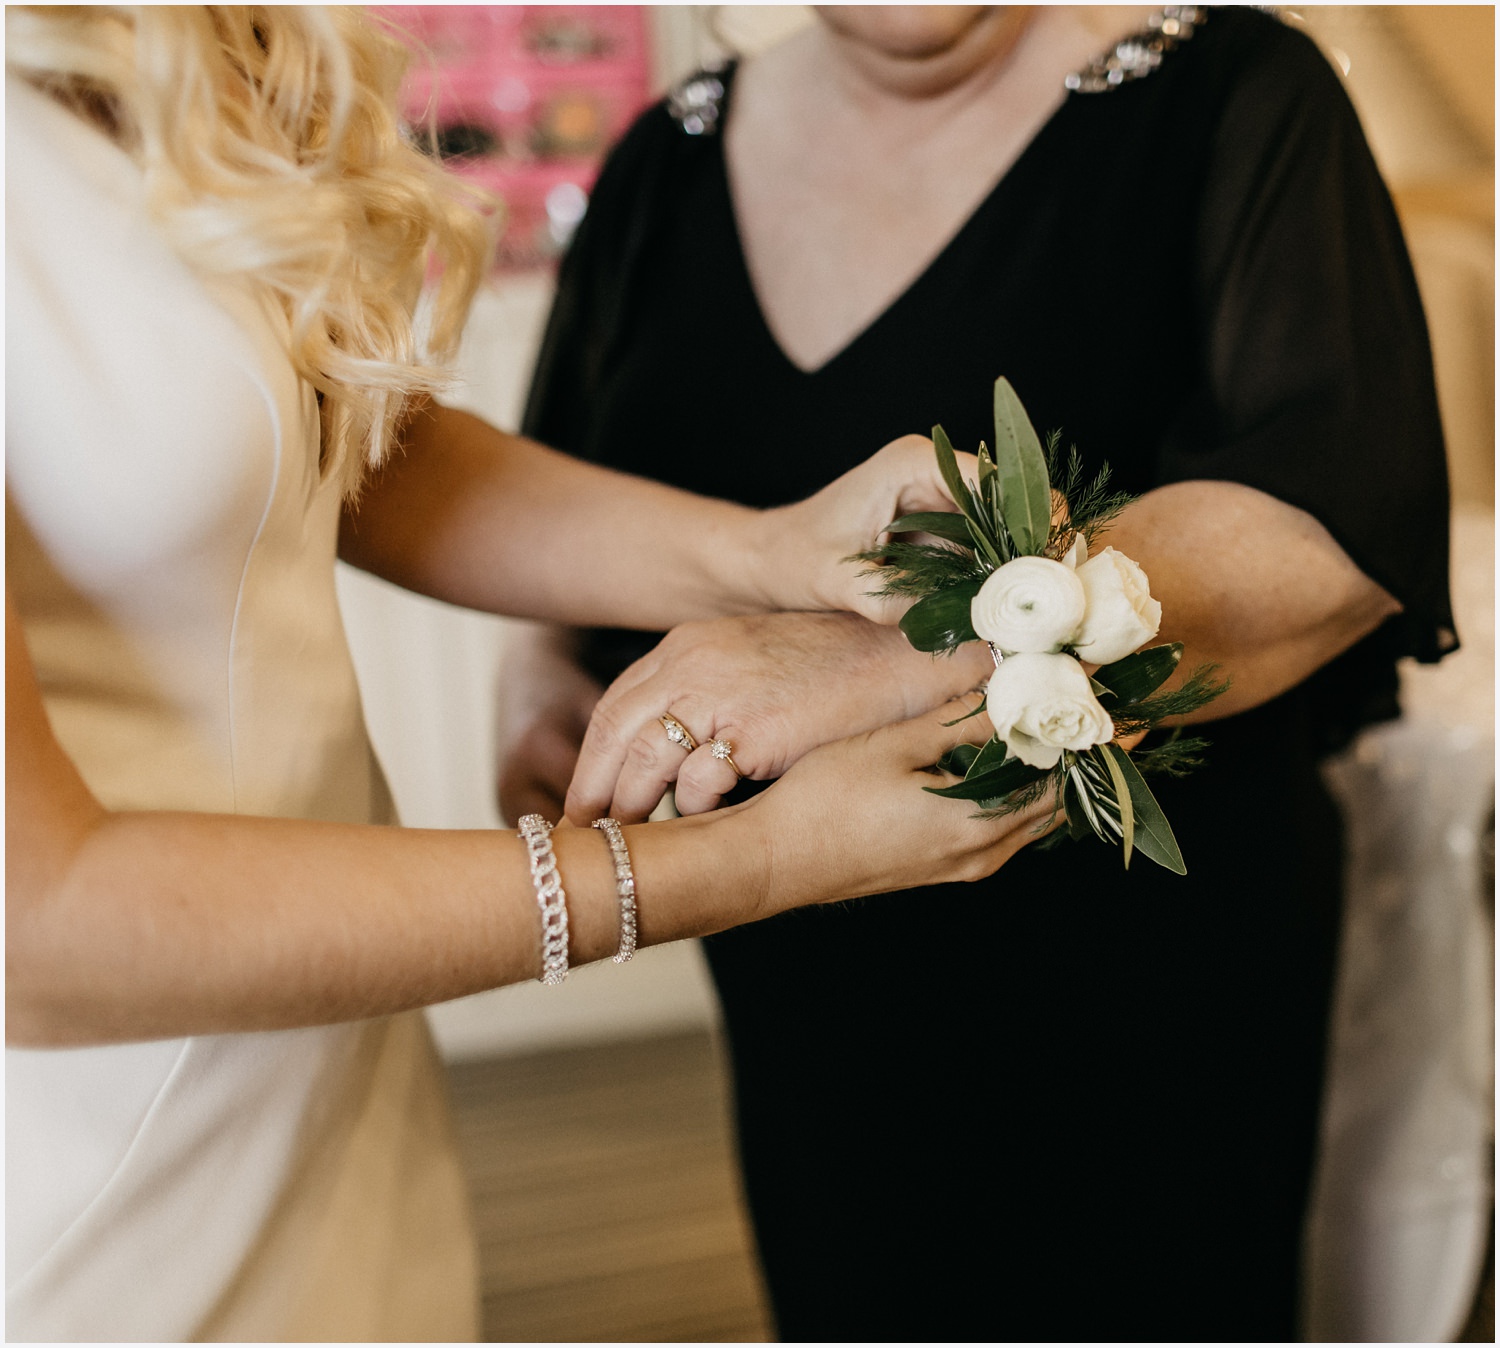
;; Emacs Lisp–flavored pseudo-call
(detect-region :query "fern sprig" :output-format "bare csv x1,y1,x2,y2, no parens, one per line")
972,769,1061,822
1038,434,1133,557
1131,733,1212,778
851,541,987,598
1110,665,1229,734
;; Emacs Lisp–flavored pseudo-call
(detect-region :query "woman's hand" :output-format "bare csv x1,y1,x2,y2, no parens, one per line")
564,610,994,825
495,625,602,827
727,694,1060,914
751,434,980,622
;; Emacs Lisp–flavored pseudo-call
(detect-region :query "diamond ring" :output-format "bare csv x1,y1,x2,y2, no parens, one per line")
708,738,743,779
659,714,699,754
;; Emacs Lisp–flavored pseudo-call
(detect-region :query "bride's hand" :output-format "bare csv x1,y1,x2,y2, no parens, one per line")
729,695,1060,912
751,435,980,623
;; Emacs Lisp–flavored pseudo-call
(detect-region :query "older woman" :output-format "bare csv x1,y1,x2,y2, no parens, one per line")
503,5,1454,1339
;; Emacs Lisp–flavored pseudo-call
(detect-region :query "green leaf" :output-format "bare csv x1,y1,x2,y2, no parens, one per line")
1103,743,1186,874
1095,744,1135,868
932,425,978,524
962,734,1012,780
1062,773,1092,840
1131,732,1211,778
884,512,975,546
1126,663,1230,724
925,752,1047,801
991,377,1052,555
976,442,997,495
928,425,1013,568
1093,644,1183,708
852,540,988,600
1066,760,1120,842
941,697,988,727
965,515,1005,571
899,580,981,652
936,744,980,777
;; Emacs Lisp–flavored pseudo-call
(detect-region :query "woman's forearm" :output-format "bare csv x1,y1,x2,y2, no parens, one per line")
7,796,769,1048
4,591,773,1047
1104,480,1401,720
338,403,773,628
339,404,968,628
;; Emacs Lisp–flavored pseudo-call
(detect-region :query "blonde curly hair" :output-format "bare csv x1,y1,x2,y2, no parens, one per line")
6,5,491,490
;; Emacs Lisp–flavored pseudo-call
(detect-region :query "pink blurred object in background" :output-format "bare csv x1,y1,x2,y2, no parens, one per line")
376,6,651,271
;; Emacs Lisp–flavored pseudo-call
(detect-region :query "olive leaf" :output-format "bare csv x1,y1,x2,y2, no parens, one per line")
1093,644,1183,709
1096,743,1136,868
1062,772,1093,841
924,752,1045,802
963,735,1012,780
991,377,1052,556
942,697,989,728
936,744,981,777
884,512,975,546
933,424,978,525
1103,744,1186,874
899,580,982,652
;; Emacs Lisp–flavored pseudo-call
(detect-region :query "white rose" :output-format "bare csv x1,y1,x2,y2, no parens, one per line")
986,652,1114,770
1072,546,1162,665
970,556,1086,654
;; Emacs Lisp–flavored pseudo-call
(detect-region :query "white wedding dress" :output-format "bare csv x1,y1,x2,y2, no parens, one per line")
5,76,479,1341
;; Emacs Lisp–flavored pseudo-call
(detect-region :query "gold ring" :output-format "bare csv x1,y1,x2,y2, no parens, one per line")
708,738,743,779
659,714,699,754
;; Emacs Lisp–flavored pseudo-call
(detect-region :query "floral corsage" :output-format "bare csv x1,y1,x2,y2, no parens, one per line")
856,378,1226,873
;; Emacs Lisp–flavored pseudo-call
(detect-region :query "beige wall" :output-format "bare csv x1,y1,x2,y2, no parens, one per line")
1299,5,1494,508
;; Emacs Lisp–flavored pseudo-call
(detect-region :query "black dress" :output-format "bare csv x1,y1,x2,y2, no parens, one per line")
522,10,1455,1341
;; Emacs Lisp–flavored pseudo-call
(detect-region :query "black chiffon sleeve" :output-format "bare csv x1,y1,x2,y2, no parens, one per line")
522,103,681,457
519,98,698,684
1158,22,1456,668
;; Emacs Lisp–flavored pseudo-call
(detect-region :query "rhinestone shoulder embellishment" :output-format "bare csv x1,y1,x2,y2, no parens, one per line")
668,64,728,136
1065,6,1206,94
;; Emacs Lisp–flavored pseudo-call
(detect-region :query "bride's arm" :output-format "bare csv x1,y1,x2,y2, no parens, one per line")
7,589,1039,1048
338,401,958,629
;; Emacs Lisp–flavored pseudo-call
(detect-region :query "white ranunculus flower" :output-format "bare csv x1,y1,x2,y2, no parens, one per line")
986,652,1114,770
970,555,1086,654
1072,546,1162,665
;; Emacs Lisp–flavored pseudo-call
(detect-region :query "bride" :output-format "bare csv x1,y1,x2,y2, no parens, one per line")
4,7,1044,1340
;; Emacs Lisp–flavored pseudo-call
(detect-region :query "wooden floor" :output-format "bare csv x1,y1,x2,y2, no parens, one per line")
450,1030,1495,1345
446,1032,773,1343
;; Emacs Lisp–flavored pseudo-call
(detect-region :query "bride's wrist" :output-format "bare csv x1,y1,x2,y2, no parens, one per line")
874,628,998,722
626,807,779,939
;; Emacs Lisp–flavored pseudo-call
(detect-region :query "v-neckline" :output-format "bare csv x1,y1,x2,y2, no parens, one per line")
711,62,1080,381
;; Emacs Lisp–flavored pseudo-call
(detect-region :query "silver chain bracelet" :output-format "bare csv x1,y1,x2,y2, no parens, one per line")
517,814,570,985
591,817,638,964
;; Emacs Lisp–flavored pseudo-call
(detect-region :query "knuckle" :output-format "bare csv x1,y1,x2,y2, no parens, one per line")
881,433,927,459
585,703,631,757
959,852,994,884
672,785,716,817
623,733,666,775
675,754,707,793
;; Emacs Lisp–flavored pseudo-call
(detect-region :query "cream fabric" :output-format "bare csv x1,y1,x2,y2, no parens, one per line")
5,76,478,1341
